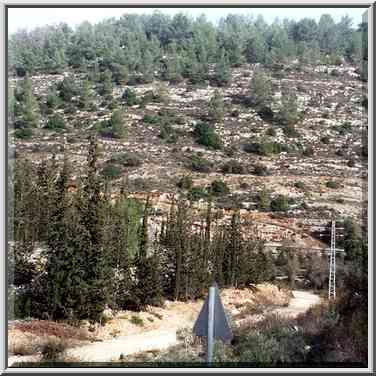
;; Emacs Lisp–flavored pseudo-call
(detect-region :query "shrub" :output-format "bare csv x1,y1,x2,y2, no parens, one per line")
337,121,352,135
122,88,138,106
143,114,161,124
208,90,225,122
283,125,300,138
257,106,274,121
335,148,346,157
129,315,144,327
110,152,142,167
347,159,356,168
187,154,213,173
294,181,305,190
209,180,230,196
330,69,340,77
177,176,193,190
40,337,68,361
266,127,276,136
14,128,33,140
303,146,314,157
270,195,289,212
58,77,77,102
192,122,222,150
224,146,236,157
101,163,122,180
188,186,208,201
243,142,288,156
46,93,62,109
109,109,127,139
326,180,339,189
253,164,269,176
45,115,65,129
361,96,368,109
256,188,271,211
159,123,177,143
222,160,247,174
321,136,330,144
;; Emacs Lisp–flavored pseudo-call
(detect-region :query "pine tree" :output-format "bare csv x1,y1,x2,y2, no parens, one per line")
213,48,231,86
140,50,155,83
109,109,127,139
248,69,273,110
277,89,301,126
208,90,225,122
100,69,113,96
17,77,41,128
78,78,93,110
111,63,129,85
163,40,183,83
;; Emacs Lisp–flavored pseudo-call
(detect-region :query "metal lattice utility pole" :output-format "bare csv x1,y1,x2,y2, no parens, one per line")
328,220,336,300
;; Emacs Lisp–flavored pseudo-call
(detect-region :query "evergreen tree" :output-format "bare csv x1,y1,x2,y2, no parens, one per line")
134,196,163,309
277,89,301,126
225,211,242,287
58,76,77,102
213,48,231,86
44,152,83,320
111,63,129,85
109,109,127,139
100,69,113,96
247,69,273,110
75,135,112,322
78,78,93,110
208,90,225,122
163,40,183,83
245,32,267,64
140,50,155,83
16,77,41,128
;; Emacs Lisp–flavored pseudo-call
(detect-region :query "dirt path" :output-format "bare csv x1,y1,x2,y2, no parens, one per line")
274,290,321,318
63,290,320,363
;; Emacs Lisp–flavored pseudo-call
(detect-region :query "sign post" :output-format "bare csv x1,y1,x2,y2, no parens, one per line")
207,286,215,363
193,282,233,365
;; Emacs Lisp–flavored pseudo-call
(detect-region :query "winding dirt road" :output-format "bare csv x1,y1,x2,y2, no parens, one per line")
63,290,321,363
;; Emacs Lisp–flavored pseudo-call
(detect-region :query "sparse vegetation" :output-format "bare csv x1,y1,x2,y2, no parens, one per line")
8,9,368,367
209,179,230,196
177,175,193,190
45,114,65,129
222,160,247,174
101,163,122,180
193,122,222,150
187,154,213,173
110,152,142,167
326,180,340,189
129,315,144,327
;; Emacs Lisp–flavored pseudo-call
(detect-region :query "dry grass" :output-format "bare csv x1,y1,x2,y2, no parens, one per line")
8,283,292,358
9,320,93,357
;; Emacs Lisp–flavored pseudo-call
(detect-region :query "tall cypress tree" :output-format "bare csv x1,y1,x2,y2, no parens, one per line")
75,134,112,322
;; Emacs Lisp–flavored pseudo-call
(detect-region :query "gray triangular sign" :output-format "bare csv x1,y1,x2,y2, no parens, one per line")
193,285,233,343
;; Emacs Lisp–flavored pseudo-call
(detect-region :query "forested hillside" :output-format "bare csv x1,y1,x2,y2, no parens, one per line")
9,13,366,79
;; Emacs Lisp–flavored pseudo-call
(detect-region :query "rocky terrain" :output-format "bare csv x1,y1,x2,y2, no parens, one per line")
9,61,368,252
